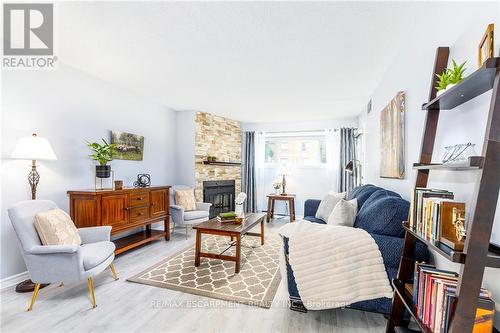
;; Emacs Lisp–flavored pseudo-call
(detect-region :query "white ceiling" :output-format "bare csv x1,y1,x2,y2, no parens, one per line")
55,1,465,122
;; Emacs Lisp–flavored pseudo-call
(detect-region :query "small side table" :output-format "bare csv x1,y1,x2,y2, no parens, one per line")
266,194,296,222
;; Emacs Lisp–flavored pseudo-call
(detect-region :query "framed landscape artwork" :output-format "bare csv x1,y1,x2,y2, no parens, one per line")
111,131,144,161
380,91,405,179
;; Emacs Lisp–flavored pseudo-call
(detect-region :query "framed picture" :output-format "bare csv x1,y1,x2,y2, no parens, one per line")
478,23,494,67
380,91,405,179
111,131,144,161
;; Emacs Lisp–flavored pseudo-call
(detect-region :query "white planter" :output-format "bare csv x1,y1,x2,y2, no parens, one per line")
436,83,456,96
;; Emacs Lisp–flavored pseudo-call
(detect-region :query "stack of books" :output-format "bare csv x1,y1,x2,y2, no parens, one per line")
216,212,241,223
408,188,454,240
412,262,495,333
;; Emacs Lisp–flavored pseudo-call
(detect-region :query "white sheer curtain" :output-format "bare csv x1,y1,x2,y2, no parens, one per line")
254,131,266,212
325,129,340,191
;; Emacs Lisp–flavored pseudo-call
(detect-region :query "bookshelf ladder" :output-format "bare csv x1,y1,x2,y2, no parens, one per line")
386,47,500,333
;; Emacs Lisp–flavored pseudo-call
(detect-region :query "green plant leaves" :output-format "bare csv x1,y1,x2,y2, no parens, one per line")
435,59,467,91
86,139,117,165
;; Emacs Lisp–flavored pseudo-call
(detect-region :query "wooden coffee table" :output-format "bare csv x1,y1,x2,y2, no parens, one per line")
193,213,266,273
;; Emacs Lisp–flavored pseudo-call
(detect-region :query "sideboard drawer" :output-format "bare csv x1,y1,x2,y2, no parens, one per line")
130,192,150,207
129,207,148,223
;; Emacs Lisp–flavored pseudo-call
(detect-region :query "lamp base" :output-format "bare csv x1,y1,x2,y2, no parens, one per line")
15,279,49,293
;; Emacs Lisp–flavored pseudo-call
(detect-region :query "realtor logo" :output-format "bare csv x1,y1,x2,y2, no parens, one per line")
2,3,56,68
3,3,53,55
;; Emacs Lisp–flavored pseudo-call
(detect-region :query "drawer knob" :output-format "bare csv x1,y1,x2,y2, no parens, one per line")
138,212,144,216
137,197,143,201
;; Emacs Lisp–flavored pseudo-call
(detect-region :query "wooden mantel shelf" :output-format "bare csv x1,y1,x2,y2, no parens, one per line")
202,161,241,166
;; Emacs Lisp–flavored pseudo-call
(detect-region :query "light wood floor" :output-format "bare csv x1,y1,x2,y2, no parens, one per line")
1,218,387,333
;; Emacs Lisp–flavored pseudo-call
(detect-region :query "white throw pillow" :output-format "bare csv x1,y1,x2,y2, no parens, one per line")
315,192,346,221
327,198,358,227
34,209,82,246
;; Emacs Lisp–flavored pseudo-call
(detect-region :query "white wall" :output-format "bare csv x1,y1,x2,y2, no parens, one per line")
242,118,358,216
175,110,196,187
1,64,177,279
358,3,500,326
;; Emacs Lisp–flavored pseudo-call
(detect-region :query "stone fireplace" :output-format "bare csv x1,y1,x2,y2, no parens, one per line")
203,180,236,218
194,112,242,207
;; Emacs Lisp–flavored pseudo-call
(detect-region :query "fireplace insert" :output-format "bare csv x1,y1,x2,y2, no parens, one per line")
203,180,235,218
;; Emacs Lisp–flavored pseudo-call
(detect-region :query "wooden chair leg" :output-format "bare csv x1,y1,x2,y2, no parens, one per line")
87,277,97,308
185,226,188,240
27,283,41,311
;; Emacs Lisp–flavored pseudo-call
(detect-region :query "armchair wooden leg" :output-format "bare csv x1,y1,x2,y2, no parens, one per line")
109,263,119,280
171,221,176,233
59,282,64,287
87,277,97,308
185,226,188,240
27,283,41,311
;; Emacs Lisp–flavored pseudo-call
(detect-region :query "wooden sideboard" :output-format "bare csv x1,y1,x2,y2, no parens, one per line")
67,186,171,254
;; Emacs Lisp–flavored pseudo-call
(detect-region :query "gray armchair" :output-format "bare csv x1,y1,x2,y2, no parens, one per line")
170,185,212,239
8,200,118,311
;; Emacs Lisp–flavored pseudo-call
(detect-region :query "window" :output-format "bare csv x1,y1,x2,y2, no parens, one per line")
264,132,326,166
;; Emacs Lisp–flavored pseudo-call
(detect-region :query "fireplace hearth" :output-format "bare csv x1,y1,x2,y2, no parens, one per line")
203,180,235,218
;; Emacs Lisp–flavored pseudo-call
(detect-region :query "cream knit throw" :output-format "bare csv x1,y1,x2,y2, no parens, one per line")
280,221,393,310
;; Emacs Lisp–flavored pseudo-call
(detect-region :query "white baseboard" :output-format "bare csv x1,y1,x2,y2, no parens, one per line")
0,271,29,290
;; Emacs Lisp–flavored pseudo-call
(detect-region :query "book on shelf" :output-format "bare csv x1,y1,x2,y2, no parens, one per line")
408,188,468,244
410,263,495,333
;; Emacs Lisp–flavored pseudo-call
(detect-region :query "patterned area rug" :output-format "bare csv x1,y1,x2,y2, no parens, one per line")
127,235,282,308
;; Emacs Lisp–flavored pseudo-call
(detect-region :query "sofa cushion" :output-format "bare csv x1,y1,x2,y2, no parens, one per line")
347,184,375,201
303,216,326,224
81,241,115,270
350,185,382,209
184,210,209,221
355,191,409,237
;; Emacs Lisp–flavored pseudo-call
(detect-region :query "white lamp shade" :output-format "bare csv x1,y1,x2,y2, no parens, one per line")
278,163,290,176
11,134,57,160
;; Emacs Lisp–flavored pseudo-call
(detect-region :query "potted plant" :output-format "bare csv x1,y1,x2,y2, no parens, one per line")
272,181,282,195
436,60,466,96
87,139,117,178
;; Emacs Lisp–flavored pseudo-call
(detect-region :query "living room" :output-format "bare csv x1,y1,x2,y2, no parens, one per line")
1,2,499,333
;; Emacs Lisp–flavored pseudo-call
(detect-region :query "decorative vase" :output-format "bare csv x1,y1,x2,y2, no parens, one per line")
235,203,244,218
274,188,280,195
96,165,111,178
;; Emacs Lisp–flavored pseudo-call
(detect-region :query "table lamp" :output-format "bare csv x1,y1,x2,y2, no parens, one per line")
11,133,57,293
278,163,290,196
11,133,57,199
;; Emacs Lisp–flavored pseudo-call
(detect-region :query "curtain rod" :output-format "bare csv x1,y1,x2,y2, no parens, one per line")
262,127,358,134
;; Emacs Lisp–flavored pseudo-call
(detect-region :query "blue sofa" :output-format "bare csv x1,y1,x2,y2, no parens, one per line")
283,184,429,315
